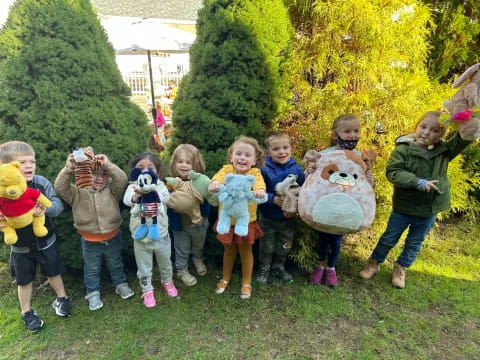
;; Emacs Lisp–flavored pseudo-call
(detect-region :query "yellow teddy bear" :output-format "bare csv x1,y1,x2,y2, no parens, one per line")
0,161,52,245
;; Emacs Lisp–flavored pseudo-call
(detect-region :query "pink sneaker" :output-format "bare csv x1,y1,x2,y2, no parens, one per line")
141,290,156,308
325,268,338,287
161,281,178,297
310,266,325,285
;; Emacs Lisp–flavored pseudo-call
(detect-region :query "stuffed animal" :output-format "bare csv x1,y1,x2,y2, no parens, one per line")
216,174,268,236
0,161,52,245
165,170,217,224
129,167,161,241
298,150,376,234
442,63,480,140
275,174,301,217
72,146,102,189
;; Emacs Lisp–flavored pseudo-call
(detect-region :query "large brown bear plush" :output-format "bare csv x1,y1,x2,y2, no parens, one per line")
298,150,376,234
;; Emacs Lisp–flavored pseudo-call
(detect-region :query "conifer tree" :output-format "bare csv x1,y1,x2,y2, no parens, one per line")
171,0,294,174
0,0,150,267
283,0,480,270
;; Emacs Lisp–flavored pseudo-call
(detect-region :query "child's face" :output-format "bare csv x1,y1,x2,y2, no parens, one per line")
230,142,256,174
174,151,193,179
268,137,291,165
14,154,36,182
334,119,361,142
135,158,158,174
92,171,109,190
415,115,444,148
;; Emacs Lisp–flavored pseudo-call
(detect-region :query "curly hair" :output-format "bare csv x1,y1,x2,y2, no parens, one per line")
227,136,264,167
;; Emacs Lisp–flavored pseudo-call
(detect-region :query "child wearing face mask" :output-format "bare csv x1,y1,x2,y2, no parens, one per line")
309,114,374,287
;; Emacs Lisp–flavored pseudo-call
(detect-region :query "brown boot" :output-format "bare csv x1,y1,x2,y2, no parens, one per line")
359,258,380,280
392,263,406,289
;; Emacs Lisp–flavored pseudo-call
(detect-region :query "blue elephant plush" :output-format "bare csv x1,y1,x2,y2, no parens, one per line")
216,174,267,236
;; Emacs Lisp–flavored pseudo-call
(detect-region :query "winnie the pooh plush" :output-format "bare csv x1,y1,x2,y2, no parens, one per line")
298,150,376,234
0,161,52,244
165,170,217,224
216,174,267,236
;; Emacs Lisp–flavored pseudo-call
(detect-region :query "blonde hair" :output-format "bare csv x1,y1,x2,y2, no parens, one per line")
227,136,264,167
169,144,206,177
330,114,360,146
264,131,291,150
0,141,35,164
414,111,447,137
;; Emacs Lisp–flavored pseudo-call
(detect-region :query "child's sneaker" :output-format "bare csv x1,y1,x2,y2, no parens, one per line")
271,266,293,283
141,290,156,308
325,268,338,287
193,258,207,276
359,258,380,280
85,290,104,311
177,268,197,286
52,296,71,317
21,309,44,332
161,281,178,297
255,266,270,285
310,266,325,285
115,283,135,299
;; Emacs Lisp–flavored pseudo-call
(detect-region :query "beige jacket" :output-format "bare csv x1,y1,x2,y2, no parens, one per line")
54,163,127,235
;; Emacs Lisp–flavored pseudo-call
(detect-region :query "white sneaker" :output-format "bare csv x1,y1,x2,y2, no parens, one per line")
193,258,207,276
177,269,197,286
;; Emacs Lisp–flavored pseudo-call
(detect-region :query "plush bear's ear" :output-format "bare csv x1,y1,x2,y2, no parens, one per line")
129,168,142,181
225,174,234,183
245,175,255,186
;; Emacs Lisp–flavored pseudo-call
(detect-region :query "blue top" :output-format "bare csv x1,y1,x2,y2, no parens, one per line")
259,157,305,220
168,201,211,232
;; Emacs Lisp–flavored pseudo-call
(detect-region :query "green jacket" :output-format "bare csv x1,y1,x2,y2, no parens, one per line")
386,132,471,217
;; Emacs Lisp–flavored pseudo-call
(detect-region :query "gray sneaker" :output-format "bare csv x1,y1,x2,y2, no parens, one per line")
193,258,207,276
177,268,197,286
256,266,270,285
115,283,134,299
85,290,104,311
271,266,293,283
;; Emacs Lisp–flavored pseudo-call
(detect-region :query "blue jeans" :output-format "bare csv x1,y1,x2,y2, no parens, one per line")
317,231,342,268
371,212,437,268
81,231,127,293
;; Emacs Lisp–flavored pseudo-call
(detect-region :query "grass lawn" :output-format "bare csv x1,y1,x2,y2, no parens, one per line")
0,219,479,360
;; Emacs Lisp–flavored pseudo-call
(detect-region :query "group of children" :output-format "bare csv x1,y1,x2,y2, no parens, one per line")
0,109,474,332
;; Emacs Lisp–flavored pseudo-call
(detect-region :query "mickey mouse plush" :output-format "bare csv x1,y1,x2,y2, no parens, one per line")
129,168,161,241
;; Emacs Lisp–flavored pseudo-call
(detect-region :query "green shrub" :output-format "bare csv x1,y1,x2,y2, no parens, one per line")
0,0,150,268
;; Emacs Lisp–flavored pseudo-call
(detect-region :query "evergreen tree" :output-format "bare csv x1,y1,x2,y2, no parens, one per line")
282,0,480,270
421,0,480,83
0,0,150,267
171,0,294,175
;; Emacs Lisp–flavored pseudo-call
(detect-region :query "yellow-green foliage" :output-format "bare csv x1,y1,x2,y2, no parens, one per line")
284,0,479,269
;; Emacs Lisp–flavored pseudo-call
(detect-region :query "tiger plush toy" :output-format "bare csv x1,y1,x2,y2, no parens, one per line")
72,147,102,189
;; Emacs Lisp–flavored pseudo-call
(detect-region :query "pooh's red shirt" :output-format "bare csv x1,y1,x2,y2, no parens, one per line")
0,188,41,217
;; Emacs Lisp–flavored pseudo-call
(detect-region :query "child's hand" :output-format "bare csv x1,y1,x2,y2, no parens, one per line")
34,204,46,216
208,180,221,193
65,153,76,171
0,211,5,229
253,189,266,198
95,154,110,167
423,180,440,192
273,195,283,207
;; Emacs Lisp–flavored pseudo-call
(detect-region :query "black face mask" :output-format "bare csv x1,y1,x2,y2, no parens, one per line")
336,136,359,150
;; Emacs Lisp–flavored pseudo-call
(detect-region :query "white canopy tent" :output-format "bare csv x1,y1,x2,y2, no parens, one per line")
100,16,196,129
